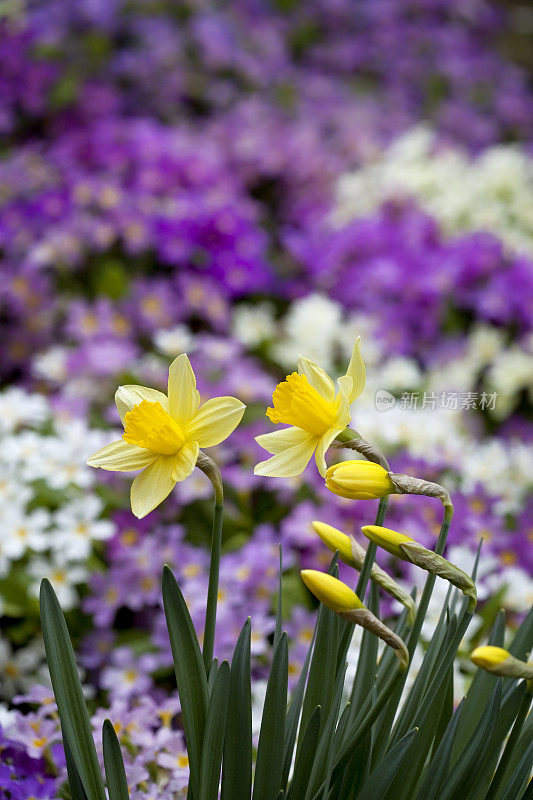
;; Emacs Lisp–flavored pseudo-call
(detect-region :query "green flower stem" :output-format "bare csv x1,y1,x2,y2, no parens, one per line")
407,501,454,658
486,683,532,798
197,453,224,673
356,497,389,600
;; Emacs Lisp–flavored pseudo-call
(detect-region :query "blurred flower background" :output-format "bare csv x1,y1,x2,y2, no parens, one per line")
1,0,533,796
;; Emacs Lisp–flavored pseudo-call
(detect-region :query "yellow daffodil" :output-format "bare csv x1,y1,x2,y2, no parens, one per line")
470,646,510,671
254,338,366,478
470,646,533,680
87,355,245,518
325,460,395,499
300,570,365,614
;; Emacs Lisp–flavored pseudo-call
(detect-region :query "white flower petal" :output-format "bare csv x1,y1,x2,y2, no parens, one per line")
254,435,317,477
168,354,200,423
187,396,245,447
115,386,168,423
255,426,312,455
297,356,336,402
171,441,199,482
344,337,366,402
86,440,157,471
130,455,179,518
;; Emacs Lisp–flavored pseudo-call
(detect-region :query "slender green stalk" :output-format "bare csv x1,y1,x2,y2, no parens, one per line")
486,683,532,798
197,453,224,673
356,497,389,601
407,502,454,658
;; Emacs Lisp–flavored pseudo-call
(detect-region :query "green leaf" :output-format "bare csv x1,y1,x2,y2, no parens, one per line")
439,680,502,800
287,706,321,800
221,619,252,800
39,579,106,800
451,609,506,765
162,565,208,800
305,663,347,800
415,701,463,800
494,739,533,800
200,661,230,800
63,733,89,800
102,720,129,800
349,583,379,713
282,629,315,789
508,605,533,661
355,728,418,800
252,633,288,800
299,600,338,741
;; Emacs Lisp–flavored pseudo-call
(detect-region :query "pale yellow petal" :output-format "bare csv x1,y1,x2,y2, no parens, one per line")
130,455,178,518
255,426,312,455
168,354,200,423
115,386,168,423
254,435,317,478
171,441,200,482
87,440,157,471
333,386,352,429
344,337,366,402
315,427,343,477
186,396,245,447
297,356,336,402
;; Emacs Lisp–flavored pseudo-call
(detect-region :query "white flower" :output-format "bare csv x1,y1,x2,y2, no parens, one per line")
28,555,88,610
0,640,45,698
1,508,51,562
53,496,115,559
32,346,69,383
232,302,277,347
0,388,48,434
153,325,194,357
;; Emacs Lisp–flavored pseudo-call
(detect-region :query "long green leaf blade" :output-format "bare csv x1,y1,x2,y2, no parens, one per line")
40,579,106,800
355,728,418,800
162,565,208,800
252,632,288,800
102,719,129,800
200,660,230,800
221,619,252,800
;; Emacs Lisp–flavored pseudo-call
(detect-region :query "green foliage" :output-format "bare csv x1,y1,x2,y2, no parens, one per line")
40,542,533,800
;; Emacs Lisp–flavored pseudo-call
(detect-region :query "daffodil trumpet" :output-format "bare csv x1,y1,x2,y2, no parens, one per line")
301,569,409,671
362,525,477,612
254,337,366,478
470,646,533,681
312,521,415,625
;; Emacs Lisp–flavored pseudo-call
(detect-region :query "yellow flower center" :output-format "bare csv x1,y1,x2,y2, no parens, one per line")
267,373,339,437
123,400,185,455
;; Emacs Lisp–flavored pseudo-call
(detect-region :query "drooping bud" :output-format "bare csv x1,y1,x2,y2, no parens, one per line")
325,460,396,500
311,521,415,625
362,525,477,612
301,569,409,670
471,646,533,680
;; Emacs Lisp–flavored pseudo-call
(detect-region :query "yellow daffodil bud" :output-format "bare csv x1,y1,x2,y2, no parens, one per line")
363,524,477,611
471,646,510,670
325,460,396,500
312,521,356,567
301,570,364,614
362,525,414,559
300,569,409,670
312,521,416,625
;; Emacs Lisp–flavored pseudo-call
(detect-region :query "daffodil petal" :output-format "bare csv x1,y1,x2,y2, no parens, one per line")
86,440,157,471
115,386,168,423
297,356,336,402
315,427,343,477
186,396,245,447
334,384,352,428
168,354,200,423
344,337,366,402
171,441,200,482
130,455,179,518
255,426,312,455
254,435,317,478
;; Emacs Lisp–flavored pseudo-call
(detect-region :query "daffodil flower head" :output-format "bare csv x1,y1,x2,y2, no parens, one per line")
312,521,356,567
325,460,395,500
471,646,510,670
362,525,414,559
300,569,365,614
87,354,245,518
254,338,366,478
